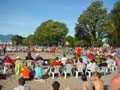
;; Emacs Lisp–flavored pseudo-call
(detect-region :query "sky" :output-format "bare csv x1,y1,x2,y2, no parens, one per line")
0,0,118,37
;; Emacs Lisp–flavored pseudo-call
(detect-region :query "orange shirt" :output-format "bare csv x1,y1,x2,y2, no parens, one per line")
21,66,30,79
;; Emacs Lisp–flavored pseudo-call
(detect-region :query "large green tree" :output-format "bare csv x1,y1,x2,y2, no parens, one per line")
111,0,120,46
75,1,111,47
105,14,117,46
22,34,35,46
34,20,68,46
64,35,75,47
11,35,24,45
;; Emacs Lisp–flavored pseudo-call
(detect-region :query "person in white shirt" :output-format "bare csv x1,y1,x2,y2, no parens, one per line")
61,54,67,66
14,78,31,90
86,60,97,72
106,55,116,71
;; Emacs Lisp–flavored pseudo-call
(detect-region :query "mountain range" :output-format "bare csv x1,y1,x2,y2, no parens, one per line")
0,34,13,42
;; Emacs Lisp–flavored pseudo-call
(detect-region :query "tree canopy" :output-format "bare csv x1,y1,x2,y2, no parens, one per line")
34,20,68,46
22,34,35,46
11,35,24,45
111,0,120,46
75,1,111,47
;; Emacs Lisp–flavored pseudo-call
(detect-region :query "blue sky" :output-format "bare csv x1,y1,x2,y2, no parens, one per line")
0,0,118,37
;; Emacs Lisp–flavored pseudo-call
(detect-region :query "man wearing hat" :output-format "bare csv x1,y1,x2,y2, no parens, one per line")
110,48,120,90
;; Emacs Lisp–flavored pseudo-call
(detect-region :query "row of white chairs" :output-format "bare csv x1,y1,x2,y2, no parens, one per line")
48,65,84,79
47,63,117,79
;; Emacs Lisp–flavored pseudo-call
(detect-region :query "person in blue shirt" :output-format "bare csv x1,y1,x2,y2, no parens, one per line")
34,62,42,80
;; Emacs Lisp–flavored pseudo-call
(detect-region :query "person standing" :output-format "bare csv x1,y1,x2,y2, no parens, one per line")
3,44,6,55
110,48,120,90
75,46,81,57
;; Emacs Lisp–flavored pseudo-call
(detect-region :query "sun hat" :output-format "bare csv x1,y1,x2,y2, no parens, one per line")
115,48,120,58
16,56,20,59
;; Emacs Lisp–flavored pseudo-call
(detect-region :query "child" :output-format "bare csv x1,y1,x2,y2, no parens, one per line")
34,61,43,80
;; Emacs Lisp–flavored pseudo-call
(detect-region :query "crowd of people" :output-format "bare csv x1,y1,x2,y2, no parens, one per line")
0,46,120,90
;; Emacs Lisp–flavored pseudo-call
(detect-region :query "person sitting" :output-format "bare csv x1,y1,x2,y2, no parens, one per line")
20,62,30,81
34,53,43,66
52,81,60,90
34,61,43,80
35,53,43,61
26,52,34,60
14,77,31,90
106,55,116,71
81,54,89,65
3,55,15,74
3,55,15,67
88,53,95,62
15,56,24,75
51,57,62,67
98,60,107,67
86,60,97,73
75,58,86,74
63,59,73,78
60,54,67,66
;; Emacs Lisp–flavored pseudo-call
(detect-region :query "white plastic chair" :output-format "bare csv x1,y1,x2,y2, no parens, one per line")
97,66,108,75
63,64,73,79
3,63,13,74
50,66,62,79
111,62,117,71
85,63,97,78
75,64,84,78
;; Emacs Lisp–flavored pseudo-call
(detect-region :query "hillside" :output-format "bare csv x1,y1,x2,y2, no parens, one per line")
0,34,13,42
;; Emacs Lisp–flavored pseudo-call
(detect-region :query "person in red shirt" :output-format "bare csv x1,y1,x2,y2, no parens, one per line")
3,55,15,67
88,53,95,62
51,57,62,67
3,55,15,74
75,47,81,57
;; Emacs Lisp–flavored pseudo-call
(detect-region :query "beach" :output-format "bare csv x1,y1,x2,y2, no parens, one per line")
0,52,118,90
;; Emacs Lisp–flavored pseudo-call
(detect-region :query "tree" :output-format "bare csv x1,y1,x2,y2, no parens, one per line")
22,34,35,46
65,35,75,47
34,20,68,46
75,1,111,47
11,35,23,45
105,13,117,47
111,0,120,46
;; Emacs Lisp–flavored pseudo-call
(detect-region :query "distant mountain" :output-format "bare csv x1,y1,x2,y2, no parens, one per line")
0,34,13,42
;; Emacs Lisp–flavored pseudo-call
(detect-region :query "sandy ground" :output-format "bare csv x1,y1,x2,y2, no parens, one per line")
0,52,118,90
